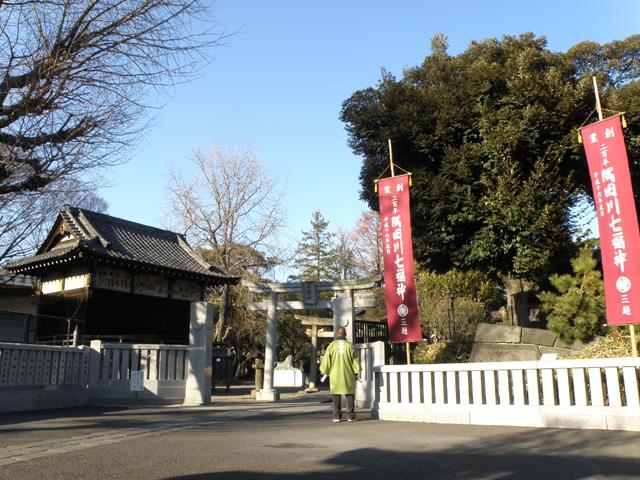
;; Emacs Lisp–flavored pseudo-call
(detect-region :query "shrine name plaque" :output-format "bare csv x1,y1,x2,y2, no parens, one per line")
170,280,201,301
93,267,131,293
133,274,169,298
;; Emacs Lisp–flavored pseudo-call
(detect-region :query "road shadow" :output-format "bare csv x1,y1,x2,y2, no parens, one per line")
0,400,337,436
165,426,640,480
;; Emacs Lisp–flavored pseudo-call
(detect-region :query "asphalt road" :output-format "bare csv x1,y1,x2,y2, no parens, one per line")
1,395,640,479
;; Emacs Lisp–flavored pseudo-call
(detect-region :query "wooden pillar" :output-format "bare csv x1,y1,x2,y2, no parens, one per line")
257,291,280,401
306,324,319,392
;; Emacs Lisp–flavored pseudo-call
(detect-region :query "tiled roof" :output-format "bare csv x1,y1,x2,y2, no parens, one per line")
6,206,237,285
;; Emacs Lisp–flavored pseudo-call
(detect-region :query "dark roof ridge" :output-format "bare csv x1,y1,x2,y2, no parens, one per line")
74,206,178,238
8,205,238,285
61,206,92,241
76,209,111,248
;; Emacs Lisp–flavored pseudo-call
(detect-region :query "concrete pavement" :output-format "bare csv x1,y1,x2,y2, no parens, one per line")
1,392,640,479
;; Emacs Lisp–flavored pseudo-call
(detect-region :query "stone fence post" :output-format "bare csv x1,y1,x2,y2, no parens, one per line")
184,301,213,406
88,340,102,399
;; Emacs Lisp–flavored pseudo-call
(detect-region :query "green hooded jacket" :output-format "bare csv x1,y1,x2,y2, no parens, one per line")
320,337,361,394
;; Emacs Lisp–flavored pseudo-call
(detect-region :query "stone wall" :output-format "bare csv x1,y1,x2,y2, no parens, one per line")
470,323,586,362
0,343,89,413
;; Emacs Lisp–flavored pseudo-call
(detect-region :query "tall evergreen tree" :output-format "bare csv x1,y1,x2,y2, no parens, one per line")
340,33,603,324
292,211,337,281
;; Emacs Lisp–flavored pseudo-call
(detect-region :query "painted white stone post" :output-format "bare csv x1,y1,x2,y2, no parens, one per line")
257,291,280,401
306,324,319,392
87,340,102,401
332,293,355,343
184,301,213,406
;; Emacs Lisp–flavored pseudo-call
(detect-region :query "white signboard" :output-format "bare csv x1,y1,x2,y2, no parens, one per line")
41,273,89,294
42,278,64,295
64,274,90,291
130,370,144,391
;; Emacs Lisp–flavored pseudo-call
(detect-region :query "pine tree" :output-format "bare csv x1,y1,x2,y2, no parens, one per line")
539,247,606,342
292,211,337,281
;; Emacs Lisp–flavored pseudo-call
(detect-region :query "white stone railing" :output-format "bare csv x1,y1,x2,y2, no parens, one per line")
0,342,89,412
355,341,385,409
88,341,190,405
374,357,640,431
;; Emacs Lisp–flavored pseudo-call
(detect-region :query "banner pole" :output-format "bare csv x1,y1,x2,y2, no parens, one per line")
592,76,603,121
388,139,396,177
594,75,631,352
388,138,412,364
594,76,639,355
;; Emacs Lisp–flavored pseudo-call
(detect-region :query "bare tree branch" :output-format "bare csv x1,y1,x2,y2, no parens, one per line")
0,177,108,264
0,0,229,196
352,209,383,277
165,144,287,342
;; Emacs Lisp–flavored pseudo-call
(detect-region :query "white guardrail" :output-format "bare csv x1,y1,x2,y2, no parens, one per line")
374,357,640,431
88,341,190,405
0,342,89,412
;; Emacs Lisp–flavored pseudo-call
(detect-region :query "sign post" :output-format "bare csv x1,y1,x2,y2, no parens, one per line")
377,140,422,363
580,77,640,356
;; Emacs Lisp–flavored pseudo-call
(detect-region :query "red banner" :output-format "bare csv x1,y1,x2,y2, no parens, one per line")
581,115,640,326
378,174,422,342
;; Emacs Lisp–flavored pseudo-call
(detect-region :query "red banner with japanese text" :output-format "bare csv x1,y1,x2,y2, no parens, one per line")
378,174,422,342
581,115,640,326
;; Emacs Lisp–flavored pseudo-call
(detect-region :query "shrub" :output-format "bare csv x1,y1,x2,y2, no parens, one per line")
539,247,606,342
413,335,474,364
414,268,496,363
562,329,632,359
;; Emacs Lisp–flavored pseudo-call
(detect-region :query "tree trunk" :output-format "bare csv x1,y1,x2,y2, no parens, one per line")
500,273,536,327
214,284,230,343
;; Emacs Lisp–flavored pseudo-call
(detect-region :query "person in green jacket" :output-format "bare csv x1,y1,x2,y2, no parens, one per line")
320,326,361,422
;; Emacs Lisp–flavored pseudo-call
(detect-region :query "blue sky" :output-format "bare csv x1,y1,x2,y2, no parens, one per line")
101,0,639,278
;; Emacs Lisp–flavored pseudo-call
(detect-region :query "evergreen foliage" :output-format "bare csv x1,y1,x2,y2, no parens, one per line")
292,211,338,281
539,247,606,342
341,33,593,280
341,33,640,325
415,269,501,307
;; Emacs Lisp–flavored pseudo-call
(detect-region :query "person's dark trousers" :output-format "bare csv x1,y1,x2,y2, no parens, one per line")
332,394,355,421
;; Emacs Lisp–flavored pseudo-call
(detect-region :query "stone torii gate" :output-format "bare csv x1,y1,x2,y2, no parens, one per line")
243,278,378,401
296,315,334,392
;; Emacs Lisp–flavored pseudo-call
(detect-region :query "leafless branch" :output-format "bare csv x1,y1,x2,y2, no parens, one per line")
0,0,228,196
